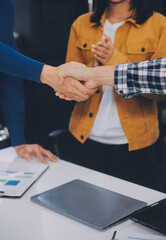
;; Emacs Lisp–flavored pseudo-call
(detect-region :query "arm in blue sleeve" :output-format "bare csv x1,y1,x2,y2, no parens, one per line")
0,72,26,146
0,39,27,146
0,41,44,83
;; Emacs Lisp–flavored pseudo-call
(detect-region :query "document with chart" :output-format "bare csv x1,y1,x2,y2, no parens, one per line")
0,162,48,197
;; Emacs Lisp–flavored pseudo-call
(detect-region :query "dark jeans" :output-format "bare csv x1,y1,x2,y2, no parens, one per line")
64,135,159,190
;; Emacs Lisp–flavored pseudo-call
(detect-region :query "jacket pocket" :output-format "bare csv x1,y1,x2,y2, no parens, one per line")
127,41,157,62
76,38,95,64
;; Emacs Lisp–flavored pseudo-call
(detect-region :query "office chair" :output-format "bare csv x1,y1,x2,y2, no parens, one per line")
0,124,11,149
49,129,74,161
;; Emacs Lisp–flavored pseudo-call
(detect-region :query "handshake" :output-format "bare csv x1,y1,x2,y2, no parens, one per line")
40,61,115,102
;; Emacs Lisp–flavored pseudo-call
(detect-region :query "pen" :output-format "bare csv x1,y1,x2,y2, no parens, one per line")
0,191,4,197
0,171,24,180
111,231,117,240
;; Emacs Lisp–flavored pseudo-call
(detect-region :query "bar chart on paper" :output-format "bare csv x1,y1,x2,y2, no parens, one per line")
0,162,48,197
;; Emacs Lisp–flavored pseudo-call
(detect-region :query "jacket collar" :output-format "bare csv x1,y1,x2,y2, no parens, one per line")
125,16,140,28
90,11,140,28
90,11,107,28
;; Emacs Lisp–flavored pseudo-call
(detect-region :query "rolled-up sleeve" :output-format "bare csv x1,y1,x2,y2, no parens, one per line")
114,58,166,98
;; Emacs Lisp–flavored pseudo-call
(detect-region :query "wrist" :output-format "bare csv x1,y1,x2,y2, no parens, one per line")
14,144,25,151
94,66,115,86
40,65,59,90
40,65,48,84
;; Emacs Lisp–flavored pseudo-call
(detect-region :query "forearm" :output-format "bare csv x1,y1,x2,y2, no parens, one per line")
90,66,115,86
114,58,166,99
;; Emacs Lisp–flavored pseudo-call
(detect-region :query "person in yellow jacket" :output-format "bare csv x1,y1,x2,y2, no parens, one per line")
65,0,166,188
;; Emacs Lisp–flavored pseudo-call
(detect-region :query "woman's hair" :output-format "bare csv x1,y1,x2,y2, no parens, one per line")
90,0,154,25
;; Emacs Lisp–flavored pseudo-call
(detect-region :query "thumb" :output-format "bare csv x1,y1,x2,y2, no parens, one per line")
59,76,65,85
58,69,83,83
58,70,70,84
103,33,112,43
84,80,96,89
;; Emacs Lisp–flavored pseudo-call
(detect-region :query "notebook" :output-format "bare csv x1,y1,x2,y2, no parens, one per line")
131,198,166,235
0,161,48,198
31,179,147,230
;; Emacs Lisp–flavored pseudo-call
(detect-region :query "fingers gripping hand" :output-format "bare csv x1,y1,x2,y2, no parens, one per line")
56,61,101,101
55,92,72,101
91,34,114,65
56,80,98,100
58,77,97,102
56,66,98,101
14,144,59,164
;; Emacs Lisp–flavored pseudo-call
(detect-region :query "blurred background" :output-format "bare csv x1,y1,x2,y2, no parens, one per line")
13,0,166,150
2,0,166,191
14,0,90,150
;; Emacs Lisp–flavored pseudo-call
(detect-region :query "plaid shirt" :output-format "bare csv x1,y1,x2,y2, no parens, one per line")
114,58,166,98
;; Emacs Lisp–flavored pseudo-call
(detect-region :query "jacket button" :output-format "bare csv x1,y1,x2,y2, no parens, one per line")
141,47,145,52
96,89,100,94
123,118,128,122
83,43,87,48
81,135,84,140
89,112,93,118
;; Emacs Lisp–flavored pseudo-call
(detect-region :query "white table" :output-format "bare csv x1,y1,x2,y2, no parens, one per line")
0,147,165,240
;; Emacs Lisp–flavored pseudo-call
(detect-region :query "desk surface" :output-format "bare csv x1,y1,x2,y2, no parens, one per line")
0,147,166,240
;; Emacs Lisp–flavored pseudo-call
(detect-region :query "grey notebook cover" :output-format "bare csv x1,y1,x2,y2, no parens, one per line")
31,179,147,230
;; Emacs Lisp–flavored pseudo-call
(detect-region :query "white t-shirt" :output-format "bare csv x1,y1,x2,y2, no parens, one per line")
89,20,128,145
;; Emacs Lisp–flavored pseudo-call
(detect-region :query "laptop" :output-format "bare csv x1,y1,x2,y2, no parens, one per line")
131,198,166,235
31,179,147,230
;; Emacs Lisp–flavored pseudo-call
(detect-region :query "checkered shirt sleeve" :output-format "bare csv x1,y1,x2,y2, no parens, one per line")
114,58,166,98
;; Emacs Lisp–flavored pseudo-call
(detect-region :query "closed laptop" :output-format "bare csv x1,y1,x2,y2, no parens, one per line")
31,179,147,230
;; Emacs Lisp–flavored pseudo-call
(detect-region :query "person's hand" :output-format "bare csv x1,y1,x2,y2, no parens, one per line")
40,61,86,90
55,76,97,102
14,144,59,164
91,34,114,65
58,67,101,89
57,65,115,90
40,61,92,101
55,44,103,100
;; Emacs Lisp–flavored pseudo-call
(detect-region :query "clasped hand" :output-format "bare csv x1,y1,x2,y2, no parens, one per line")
54,34,114,101
56,64,101,101
55,62,98,101
41,62,98,102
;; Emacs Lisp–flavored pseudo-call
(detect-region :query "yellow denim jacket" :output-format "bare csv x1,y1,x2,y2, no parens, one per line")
66,11,166,151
